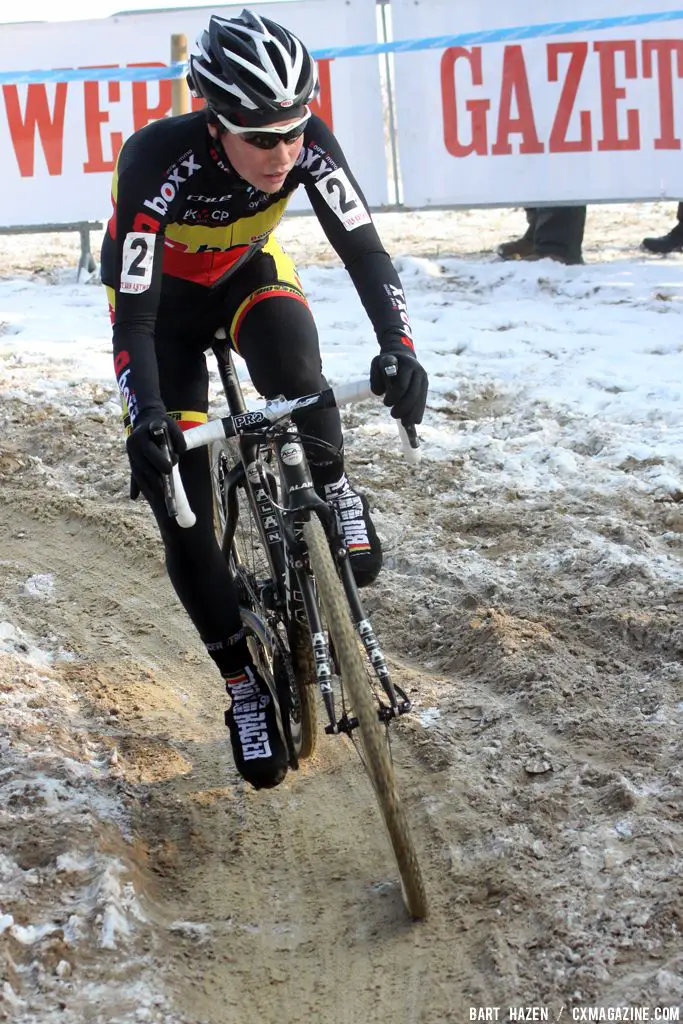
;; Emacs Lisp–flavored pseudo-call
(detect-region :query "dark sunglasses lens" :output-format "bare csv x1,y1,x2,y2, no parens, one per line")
243,133,281,150
282,124,306,143
243,124,306,149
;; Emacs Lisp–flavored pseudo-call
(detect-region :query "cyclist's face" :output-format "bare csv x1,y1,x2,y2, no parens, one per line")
217,120,305,193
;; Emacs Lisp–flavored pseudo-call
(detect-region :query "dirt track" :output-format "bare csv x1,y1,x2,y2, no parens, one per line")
1,385,682,1022
2,209,683,1022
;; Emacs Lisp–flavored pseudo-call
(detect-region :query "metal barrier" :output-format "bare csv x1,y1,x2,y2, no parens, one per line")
0,221,102,278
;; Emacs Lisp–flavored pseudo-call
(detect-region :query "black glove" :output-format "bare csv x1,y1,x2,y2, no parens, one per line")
370,342,428,425
126,411,186,497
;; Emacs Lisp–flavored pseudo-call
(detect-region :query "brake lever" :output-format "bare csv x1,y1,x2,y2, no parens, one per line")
151,424,178,518
383,356,421,464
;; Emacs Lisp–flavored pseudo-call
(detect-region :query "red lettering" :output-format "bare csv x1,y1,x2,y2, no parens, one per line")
2,83,68,177
547,42,592,152
130,63,172,131
113,350,130,374
594,41,640,151
309,58,334,130
492,45,544,155
82,67,123,173
441,47,490,157
642,39,683,150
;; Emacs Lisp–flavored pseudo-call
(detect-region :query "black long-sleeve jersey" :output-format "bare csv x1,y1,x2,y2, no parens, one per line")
101,110,415,416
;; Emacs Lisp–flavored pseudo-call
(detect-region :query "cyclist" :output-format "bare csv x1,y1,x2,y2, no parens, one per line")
101,9,429,791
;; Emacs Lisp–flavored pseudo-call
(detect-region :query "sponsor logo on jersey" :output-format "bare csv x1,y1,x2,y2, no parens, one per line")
247,192,271,209
116,366,139,425
187,194,232,202
383,283,414,339
182,207,234,223
295,143,339,180
143,152,202,217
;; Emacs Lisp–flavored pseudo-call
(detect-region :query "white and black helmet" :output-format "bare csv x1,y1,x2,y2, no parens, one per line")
188,9,319,127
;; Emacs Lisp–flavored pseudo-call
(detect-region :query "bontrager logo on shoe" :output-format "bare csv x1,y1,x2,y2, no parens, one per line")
324,477,371,553
227,672,272,761
144,153,202,217
339,516,371,552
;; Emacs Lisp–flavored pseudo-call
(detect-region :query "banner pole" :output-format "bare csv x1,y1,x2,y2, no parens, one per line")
171,34,189,116
379,1,401,207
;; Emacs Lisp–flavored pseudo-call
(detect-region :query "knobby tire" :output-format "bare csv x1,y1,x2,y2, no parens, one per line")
288,621,318,760
302,516,428,920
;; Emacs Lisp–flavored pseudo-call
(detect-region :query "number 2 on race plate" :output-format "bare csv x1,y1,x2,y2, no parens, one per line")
120,231,156,293
316,169,371,231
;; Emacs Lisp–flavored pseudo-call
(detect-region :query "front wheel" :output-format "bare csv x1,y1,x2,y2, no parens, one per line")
302,516,428,919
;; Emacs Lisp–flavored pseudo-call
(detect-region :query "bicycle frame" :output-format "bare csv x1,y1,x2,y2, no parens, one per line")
212,341,288,596
209,341,411,737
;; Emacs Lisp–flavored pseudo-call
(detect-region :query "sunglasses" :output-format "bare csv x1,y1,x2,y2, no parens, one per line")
217,107,310,150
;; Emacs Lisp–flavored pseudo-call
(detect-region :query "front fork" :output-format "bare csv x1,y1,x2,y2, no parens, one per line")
270,425,410,734
329,527,413,725
286,506,411,736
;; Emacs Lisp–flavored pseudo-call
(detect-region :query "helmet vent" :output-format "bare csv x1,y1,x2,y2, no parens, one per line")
264,40,288,89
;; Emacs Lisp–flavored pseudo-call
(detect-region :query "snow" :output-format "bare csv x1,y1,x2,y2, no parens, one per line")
0,621,180,1022
0,203,682,1019
1,240,681,508
20,573,55,599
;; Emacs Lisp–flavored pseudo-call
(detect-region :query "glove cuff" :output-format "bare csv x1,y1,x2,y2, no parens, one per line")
380,331,417,357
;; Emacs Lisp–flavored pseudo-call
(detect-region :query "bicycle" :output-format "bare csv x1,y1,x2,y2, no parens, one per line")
162,337,428,920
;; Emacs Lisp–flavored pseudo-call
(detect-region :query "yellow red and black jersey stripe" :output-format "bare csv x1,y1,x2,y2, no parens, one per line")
102,109,416,421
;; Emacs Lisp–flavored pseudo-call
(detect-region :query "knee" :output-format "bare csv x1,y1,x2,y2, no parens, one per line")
238,296,324,397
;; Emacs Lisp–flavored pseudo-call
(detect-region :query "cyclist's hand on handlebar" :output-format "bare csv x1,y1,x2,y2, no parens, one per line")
126,411,186,495
370,339,429,426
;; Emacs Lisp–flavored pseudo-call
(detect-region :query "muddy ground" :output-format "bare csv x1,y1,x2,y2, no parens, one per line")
1,207,682,1022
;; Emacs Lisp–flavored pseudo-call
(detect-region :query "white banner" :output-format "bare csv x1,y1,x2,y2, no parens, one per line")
392,0,683,206
0,0,385,228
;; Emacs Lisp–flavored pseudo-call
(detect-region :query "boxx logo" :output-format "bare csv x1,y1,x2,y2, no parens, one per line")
144,154,202,217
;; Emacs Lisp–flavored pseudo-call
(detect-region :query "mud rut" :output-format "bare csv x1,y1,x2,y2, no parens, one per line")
1,389,682,1022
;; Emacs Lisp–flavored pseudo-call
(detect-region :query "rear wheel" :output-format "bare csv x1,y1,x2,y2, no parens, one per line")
210,439,317,759
288,620,318,760
303,516,428,919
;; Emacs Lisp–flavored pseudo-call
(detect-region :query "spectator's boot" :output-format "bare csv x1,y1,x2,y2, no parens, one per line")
523,206,586,265
642,221,683,254
497,226,534,260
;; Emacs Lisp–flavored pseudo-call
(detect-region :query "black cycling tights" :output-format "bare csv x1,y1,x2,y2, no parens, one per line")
139,290,345,674
141,445,244,663
236,294,344,485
